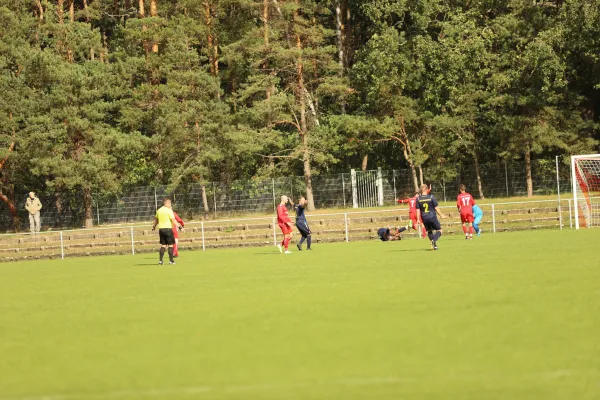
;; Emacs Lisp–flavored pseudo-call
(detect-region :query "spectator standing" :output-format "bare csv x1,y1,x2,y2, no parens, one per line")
25,192,43,233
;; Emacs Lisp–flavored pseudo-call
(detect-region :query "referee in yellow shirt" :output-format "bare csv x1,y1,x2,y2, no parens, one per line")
152,198,179,265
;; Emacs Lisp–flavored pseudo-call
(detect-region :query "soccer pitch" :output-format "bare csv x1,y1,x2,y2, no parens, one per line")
0,230,599,400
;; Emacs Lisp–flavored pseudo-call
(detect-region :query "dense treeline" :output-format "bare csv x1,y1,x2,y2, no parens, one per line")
0,0,598,228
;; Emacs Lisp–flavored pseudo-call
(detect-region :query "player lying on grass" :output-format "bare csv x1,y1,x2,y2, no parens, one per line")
397,192,427,239
417,184,445,251
152,198,178,265
472,204,483,236
277,195,294,254
172,211,184,257
377,226,407,241
457,184,476,240
294,197,312,251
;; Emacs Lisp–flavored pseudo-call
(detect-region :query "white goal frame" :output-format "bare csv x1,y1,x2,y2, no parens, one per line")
571,154,600,229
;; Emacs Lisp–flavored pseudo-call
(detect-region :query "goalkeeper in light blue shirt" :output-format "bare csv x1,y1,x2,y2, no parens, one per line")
472,205,483,236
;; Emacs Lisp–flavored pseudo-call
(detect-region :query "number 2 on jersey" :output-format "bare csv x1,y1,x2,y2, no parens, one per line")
423,203,429,213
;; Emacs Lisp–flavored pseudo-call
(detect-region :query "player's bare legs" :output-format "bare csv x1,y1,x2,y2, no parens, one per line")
281,232,293,254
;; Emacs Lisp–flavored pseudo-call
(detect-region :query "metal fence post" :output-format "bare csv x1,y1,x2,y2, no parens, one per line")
442,178,447,202
392,170,397,202
272,217,277,246
568,199,573,229
96,197,100,226
154,189,158,211
556,156,563,230
201,222,205,251
491,204,496,233
212,182,218,219
344,213,349,242
60,231,64,260
272,179,276,212
504,161,509,197
376,167,384,206
130,227,135,255
351,169,358,208
342,173,347,208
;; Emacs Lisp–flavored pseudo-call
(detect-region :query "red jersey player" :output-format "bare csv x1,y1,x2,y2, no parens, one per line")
172,211,184,257
456,184,475,240
276,195,294,254
398,192,426,238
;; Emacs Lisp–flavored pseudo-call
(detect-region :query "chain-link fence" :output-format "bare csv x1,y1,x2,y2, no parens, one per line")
0,197,577,262
0,158,572,232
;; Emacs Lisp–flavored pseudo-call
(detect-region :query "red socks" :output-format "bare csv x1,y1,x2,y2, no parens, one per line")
284,237,291,250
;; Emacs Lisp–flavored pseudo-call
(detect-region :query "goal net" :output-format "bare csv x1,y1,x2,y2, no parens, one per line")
571,154,600,228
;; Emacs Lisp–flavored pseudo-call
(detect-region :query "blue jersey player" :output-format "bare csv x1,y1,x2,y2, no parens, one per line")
416,184,445,250
294,197,312,250
377,226,407,241
472,205,483,236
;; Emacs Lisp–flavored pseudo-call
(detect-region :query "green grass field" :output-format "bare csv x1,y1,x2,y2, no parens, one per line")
1,230,599,400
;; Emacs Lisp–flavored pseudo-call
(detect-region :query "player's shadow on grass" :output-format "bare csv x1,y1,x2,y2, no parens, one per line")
133,257,166,266
390,248,433,253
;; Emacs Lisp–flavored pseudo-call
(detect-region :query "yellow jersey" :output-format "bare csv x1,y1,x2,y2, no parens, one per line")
156,206,175,229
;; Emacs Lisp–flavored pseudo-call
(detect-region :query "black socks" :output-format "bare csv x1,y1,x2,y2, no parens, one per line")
159,247,166,262
168,247,174,263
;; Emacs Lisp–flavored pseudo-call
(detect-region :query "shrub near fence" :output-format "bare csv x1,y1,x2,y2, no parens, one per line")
0,198,575,262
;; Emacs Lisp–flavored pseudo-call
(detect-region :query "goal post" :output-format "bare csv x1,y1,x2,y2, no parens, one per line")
571,154,600,229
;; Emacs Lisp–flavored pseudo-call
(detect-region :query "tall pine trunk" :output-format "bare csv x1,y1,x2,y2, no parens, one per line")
1,116,19,230
263,0,271,99
473,149,485,199
205,1,219,82
201,185,210,219
57,0,64,23
335,0,346,113
361,155,368,171
525,144,533,198
335,1,345,72
0,191,19,231
407,160,419,192
418,165,424,186
396,117,419,192
83,187,94,228
139,0,147,55
295,1,315,211
150,0,158,53
35,0,44,20
68,0,74,22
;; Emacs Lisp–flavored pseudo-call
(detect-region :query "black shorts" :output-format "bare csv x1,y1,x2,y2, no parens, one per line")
296,220,311,237
422,217,441,232
159,228,175,245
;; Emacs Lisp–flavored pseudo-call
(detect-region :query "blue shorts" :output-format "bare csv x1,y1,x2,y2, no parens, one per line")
422,217,441,232
296,220,311,237
474,216,482,226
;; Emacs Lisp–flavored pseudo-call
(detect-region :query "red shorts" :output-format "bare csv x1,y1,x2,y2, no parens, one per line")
409,212,419,228
461,213,474,223
172,227,179,239
279,223,293,235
